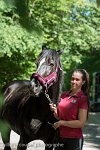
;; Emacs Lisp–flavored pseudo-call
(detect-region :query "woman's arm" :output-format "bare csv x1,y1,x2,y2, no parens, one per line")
49,103,59,120
53,108,87,129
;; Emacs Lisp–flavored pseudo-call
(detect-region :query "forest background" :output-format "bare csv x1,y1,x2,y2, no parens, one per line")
0,0,100,97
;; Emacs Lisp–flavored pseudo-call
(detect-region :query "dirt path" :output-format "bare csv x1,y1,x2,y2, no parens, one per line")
83,112,100,150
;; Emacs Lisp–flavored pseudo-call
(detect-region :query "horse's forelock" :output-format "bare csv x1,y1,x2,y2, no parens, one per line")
37,49,60,68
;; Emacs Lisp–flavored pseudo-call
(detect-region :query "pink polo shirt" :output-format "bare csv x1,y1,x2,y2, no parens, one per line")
57,90,88,138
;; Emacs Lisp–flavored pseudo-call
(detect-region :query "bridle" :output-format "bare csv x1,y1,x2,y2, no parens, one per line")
31,68,57,104
31,65,62,102
31,55,62,129
31,67,59,93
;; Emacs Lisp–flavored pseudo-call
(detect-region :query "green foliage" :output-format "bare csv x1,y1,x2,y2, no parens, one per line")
0,0,100,91
0,120,10,140
0,93,4,107
0,93,9,138
0,0,43,88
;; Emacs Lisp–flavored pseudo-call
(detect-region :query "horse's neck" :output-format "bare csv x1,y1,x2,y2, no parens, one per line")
48,81,61,105
48,68,63,105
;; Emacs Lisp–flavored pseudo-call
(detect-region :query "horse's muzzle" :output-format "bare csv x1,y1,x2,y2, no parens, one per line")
30,79,43,97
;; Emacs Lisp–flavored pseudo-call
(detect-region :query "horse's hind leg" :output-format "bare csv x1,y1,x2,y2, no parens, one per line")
1,128,11,150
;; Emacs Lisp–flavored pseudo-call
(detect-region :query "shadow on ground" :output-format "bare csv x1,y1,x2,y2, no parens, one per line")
83,112,100,150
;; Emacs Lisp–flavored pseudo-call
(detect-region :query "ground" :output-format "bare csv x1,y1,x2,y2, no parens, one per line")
0,112,100,150
83,112,100,150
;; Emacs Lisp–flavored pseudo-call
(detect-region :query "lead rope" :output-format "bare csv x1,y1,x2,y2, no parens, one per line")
45,92,53,104
44,92,56,130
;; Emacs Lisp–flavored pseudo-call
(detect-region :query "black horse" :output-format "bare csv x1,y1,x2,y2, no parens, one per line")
0,45,63,150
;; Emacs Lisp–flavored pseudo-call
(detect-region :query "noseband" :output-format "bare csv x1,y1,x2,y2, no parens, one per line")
31,67,59,93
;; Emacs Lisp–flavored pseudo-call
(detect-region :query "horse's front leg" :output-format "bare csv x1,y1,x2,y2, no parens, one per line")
44,141,54,150
17,139,27,150
17,133,30,150
1,128,11,150
17,137,28,150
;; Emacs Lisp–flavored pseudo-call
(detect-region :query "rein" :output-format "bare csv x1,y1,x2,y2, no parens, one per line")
31,65,63,105
31,62,62,130
45,92,53,104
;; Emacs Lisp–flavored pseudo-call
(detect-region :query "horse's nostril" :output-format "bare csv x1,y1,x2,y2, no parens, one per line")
35,81,39,87
31,79,38,87
30,79,43,96
30,81,35,88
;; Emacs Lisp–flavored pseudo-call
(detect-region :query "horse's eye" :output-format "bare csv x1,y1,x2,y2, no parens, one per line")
47,62,54,66
50,62,54,66
48,59,54,66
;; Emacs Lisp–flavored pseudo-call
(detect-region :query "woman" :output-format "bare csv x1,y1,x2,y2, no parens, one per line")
50,69,89,150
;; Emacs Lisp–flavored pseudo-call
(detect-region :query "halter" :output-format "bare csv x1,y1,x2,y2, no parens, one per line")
31,67,59,93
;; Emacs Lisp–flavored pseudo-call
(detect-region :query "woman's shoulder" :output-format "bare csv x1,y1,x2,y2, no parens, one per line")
81,92,88,100
77,90,88,99
78,91,88,109
61,90,70,98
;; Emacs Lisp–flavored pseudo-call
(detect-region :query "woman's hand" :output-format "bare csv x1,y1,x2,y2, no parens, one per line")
53,120,62,129
49,103,59,119
49,103,57,112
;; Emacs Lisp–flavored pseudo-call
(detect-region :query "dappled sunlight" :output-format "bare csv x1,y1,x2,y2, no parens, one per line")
83,113,100,150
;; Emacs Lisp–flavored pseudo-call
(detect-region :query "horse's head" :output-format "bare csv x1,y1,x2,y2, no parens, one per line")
30,45,63,103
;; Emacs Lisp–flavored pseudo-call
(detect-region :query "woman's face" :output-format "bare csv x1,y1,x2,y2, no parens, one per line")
71,71,85,92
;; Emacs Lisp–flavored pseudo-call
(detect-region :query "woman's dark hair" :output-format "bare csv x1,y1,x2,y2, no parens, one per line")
72,69,90,119
72,69,89,96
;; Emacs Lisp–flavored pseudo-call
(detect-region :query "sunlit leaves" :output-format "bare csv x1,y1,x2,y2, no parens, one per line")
0,0,100,89
0,120,10,140
0,94,9,139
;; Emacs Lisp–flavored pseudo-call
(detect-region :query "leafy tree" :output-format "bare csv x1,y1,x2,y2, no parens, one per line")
0,0,100,91
0,0,42,88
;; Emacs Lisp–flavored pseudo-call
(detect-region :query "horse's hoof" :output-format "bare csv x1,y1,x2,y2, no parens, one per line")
4,146,11,150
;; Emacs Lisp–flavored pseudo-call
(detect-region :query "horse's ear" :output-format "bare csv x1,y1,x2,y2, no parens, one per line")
57,49,64,55
42,43,47,50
